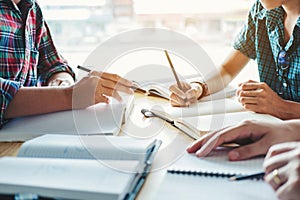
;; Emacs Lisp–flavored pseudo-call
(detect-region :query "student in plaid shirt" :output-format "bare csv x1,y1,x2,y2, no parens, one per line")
170,0,300,120
0,0,134,127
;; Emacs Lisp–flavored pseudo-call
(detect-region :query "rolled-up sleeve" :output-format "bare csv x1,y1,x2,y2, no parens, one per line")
37,22,75,86
233,2,258,60
0,78,21,127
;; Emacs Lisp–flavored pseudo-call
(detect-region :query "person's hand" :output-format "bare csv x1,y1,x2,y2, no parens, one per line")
47,72,75,86
186,120,300,161
70,71,133,109
169,82,203,107
264,142,300,200
237,80,285,118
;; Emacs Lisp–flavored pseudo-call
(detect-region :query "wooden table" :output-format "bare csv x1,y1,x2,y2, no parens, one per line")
0,142,22,157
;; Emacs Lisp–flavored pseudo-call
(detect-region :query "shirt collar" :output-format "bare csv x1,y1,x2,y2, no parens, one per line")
256,4,285,31
6,0,33,11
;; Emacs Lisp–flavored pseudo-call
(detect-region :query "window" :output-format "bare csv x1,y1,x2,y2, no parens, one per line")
38,0,258,83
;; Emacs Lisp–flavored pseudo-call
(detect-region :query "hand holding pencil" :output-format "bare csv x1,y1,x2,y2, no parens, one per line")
165,50,204,107
72,66,134,108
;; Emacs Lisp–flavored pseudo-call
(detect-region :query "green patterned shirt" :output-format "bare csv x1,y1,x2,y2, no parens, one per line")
233,0,300,101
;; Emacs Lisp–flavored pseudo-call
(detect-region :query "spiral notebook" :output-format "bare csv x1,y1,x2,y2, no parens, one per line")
167,148,264,180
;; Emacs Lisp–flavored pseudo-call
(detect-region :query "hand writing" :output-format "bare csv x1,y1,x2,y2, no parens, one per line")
169,82,203,107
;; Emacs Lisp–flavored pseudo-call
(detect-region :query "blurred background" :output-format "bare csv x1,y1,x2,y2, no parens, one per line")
38,0,259,84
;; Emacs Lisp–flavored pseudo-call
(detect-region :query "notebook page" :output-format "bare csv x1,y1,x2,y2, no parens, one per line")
155,173,277,200
0,103,126,142
151,98,245,118
0,157,139,200
181,111,282,132
18,135,155,162
168,148,264,176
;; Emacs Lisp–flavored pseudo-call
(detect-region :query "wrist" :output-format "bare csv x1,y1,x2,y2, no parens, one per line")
63,86,73,110
274,99,295,120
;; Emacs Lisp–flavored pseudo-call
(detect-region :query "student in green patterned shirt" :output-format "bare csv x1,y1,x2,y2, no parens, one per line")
170,0,300,120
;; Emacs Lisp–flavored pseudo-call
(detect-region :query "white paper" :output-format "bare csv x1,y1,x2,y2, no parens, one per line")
152,98,245,118
169,149,264,176
0,157,139,200
18,134,156,162
0,103,128,142
181,111,282,132
155,149,277,199
155,172,277,200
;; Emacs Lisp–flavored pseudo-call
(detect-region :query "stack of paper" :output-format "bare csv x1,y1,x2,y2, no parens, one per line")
0,95,134,142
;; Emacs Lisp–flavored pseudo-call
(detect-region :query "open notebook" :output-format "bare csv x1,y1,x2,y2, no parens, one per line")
0,134,162,200
153,149,277,200
0,95,134,142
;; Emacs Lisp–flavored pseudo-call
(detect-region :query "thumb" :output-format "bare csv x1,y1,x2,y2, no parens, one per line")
228,142,267,161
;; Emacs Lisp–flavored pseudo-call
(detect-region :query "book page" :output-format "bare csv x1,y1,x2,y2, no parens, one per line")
18,135,156,162
147,84,171,100
168,148,264,176
0,103,127,142
152,98,245,118
0,157,139,200
181,111,282,132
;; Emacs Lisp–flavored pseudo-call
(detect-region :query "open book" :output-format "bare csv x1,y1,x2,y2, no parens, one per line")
0,95,134,142
134,83,171,100
134,81,236,102
0,134,161,200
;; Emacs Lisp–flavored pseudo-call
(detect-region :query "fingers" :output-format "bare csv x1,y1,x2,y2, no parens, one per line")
89,71,134,94
87,71,134,102
169,82,191,98
169,82,191,107
264,154,290,176
169,82,202,107
186,83,203,103
187,120,271,160
263,143,299,173
236,81,283,116
100,72,133,88
186,129,222,153
227,140,268,161
265,142,299,160
264,167,288,191
100,78,133,94
170,93,189,107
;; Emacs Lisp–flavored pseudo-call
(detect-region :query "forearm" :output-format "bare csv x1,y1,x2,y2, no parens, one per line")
204,67,233,95
201,49,250,95
4,86,72,119
275,99,300,120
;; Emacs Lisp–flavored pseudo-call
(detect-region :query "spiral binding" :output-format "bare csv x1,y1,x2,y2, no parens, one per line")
167,169,263,180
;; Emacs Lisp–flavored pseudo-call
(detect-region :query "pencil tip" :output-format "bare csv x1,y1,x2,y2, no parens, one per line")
229,177,236,181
